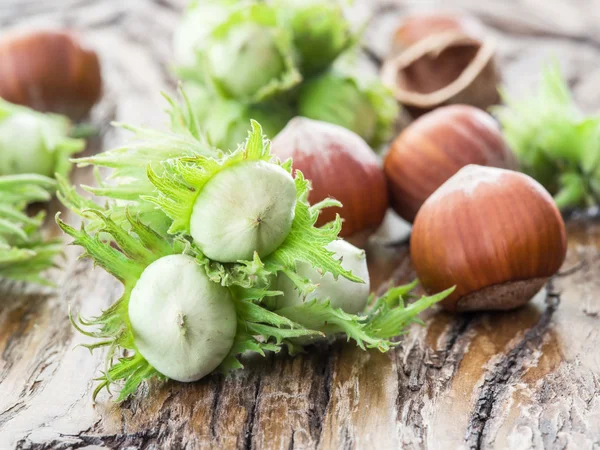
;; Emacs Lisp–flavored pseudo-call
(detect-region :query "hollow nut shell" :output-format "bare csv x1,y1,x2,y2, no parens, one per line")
272,117,389,240
382,13,499,115
0,30,102,120
410,165,567,312
384,105,517,223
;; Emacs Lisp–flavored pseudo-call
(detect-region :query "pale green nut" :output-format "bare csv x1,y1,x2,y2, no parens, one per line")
206,23,285,99
0,112,55,177
190,160,297,262
128,254,238,382
275,239,370,314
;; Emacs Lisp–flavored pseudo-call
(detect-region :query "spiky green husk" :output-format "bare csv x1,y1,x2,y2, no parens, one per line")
64,100,363,291
58,94,451,400
493,63,600,209
57,208,314,399
148,120,361,290
58,209,174,401
0,174,60,285
59,205,453,400
280,0,354,76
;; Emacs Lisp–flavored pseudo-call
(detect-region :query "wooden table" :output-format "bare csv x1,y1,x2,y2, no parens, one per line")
1,0,599,448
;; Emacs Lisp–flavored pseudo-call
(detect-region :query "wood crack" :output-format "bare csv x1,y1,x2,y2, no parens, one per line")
209,378,224,440
310,350,334,447
395,314,476,448
16,429,161,450
465,280,561,449
243,375,262,450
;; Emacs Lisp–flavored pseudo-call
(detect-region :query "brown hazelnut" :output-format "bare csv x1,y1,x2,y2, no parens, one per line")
0,30,102,120
381,13,500,116
384,105,517,222
411,165,567,312
272,117,389,244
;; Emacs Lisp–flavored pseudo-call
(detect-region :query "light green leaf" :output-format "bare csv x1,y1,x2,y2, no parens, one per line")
275,283,454,351
0,174,59,284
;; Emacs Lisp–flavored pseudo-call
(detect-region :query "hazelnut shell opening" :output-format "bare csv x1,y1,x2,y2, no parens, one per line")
381,31,499,115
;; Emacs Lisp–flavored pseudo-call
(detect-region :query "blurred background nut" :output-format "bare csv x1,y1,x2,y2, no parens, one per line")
384,105,516,223
0,30,102,121
381,13,500,116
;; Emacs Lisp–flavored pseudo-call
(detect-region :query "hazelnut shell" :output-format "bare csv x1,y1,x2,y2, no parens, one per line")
272,117,389,241
410,165,567,312
384,104,517,223
381,13,499,116
0,30,102,120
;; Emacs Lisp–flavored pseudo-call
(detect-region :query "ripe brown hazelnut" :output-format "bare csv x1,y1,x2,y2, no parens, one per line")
411,165,567,312
272,117,389,245
0,30,102,120
384,104,517,223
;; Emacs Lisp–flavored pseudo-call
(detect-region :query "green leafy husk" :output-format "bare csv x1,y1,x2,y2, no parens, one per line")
278,0,354,76
0,174,60,285
173,1,399,149
59,204,453,400
63,92,363,291
170,82,294,151
147,119,363,290
173,0,242,78
493,63,600,208
0,99,84,178
199,2,302,104
58,93,450,400
297,68,399,148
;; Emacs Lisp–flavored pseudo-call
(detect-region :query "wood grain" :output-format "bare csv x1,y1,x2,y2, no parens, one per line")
1,0,600,449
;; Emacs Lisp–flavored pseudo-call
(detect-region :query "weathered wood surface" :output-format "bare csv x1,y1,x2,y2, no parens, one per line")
1,0,600,449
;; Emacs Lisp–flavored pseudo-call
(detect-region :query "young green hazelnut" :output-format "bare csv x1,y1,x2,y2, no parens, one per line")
207,23,286,100
0,113,56,176
274,239,370,315
0,99,84,178
190,160,297,262
129,254,237,382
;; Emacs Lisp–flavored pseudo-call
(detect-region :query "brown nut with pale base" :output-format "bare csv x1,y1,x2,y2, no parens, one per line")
272,117,388,246
384,105,517,223
410,165,567,312
381,13,499,116
0,30,102,121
